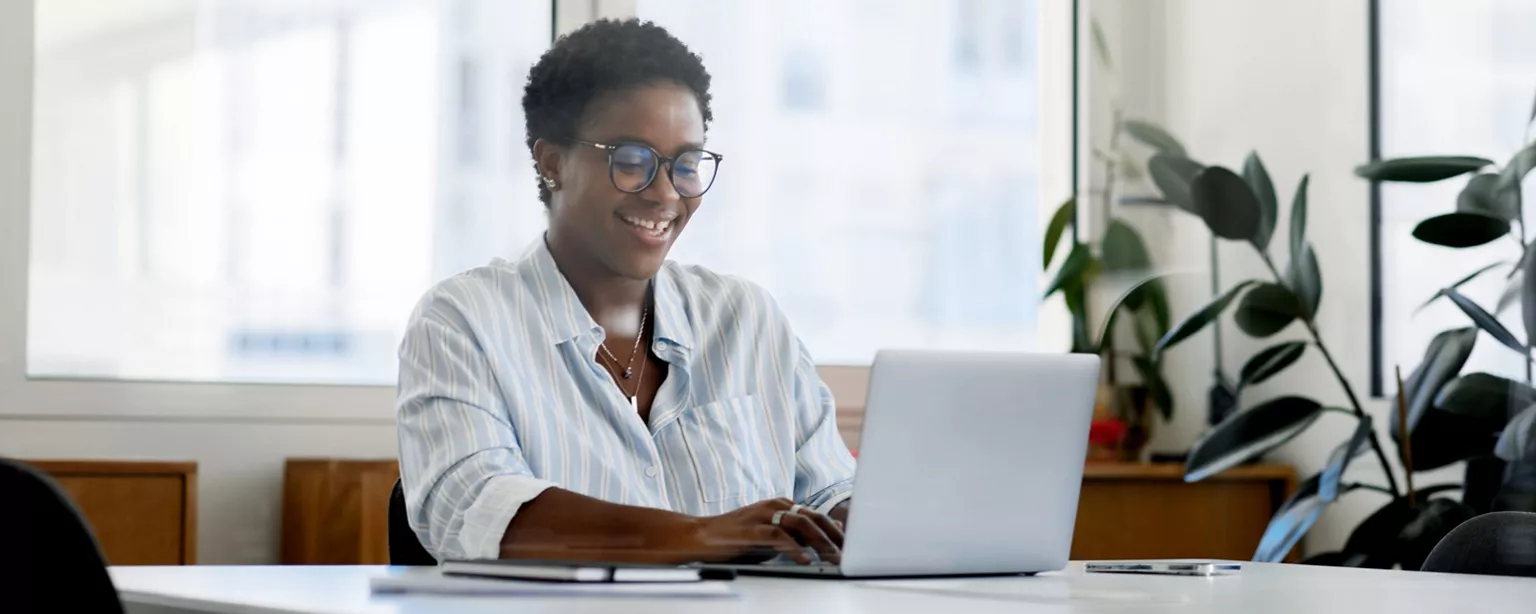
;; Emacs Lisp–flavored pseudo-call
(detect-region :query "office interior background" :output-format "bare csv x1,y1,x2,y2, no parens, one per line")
2,0,1535,569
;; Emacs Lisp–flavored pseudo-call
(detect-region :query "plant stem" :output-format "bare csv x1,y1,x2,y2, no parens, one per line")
1346,482,1395,496
1259,253,1403,497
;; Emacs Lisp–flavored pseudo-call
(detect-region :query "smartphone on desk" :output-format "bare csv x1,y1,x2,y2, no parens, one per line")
1085,561,1241,576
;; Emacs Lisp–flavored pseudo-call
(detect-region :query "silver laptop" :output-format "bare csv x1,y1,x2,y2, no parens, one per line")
710,349,1100,578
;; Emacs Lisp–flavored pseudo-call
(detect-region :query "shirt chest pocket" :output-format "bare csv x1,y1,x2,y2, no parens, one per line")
678,395,784,503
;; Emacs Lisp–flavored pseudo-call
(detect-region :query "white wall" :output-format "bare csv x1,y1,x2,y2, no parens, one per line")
1126,0,1463,554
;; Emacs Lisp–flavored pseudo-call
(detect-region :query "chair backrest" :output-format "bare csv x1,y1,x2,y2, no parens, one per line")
0,458,125,613
1422,511,1536,577
388,478,438,565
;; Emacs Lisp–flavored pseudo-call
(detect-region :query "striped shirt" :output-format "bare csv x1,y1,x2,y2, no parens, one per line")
396,238,857,561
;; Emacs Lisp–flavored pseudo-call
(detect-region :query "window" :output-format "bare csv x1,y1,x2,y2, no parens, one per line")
1374,0,1536,395
29,0,1057,385
636,0,1045,364
29,0,552,384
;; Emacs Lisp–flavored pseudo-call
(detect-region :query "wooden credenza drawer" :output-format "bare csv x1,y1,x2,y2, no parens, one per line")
1071,462,1298,562
26,460,198,565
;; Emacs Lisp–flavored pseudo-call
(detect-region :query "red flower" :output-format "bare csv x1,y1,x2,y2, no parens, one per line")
1088,419,1127,446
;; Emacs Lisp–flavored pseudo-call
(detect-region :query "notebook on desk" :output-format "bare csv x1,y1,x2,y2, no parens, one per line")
370,567,736,599
441,558,736,583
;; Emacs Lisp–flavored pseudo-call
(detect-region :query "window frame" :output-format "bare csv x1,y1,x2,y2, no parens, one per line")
0,0,1074,420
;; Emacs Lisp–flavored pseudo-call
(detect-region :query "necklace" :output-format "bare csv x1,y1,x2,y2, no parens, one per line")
597,303,649,380
597,302,651,411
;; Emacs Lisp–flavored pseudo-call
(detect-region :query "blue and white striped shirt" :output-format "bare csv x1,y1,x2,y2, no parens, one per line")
396,238,857,561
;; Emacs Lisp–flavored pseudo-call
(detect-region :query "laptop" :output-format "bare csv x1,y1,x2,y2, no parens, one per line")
705,349,1100,579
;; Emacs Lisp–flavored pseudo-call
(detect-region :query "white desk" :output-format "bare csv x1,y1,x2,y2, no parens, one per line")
111,562,1535,614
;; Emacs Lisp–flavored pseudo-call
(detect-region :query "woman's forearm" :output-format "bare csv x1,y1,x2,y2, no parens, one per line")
498,488,703,563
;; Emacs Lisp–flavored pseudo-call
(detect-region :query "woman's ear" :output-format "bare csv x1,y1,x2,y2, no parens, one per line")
532,138,563,186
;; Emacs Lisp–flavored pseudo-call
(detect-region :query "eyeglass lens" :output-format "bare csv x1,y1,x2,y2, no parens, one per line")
609,144,719,198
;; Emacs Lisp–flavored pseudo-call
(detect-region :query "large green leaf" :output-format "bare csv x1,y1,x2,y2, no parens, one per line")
1398,498,1478,571
1243,152,1279,251
1411,212,1511,248
1341,485,1465,569
1496,270,1525,315
1184,395,1325,482
1043,243,1092,300
1147,153,1204,213
1253,485,1327,563
1409,408,1503,471
1394,327,1478,450
1286,243,1323,318
1319,416,1373,502
1092,272,1177,350
1433,372,1536,425
1234,282,1302,338
1495,461,1536,512
1440,287,1527,354
1499,142,1536,192
1122,119,1187,157
1289,174,1309,263
1354,156,1493,183
1496,404,1536,463
1238,340,1308,391
1153,280,1257,359
1043,197,1075,269
1458,173,1518,222
1190,166,1263,241
1415,261,1508,314
1101,219,1152,272
1131,356,1174,422
1463,455,1508,514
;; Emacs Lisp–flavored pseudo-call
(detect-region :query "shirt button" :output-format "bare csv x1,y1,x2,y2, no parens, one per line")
645,466,658,478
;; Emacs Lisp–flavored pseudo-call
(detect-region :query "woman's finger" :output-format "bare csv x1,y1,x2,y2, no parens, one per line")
801,508,845,548
755,524,814,564
779,512,841,564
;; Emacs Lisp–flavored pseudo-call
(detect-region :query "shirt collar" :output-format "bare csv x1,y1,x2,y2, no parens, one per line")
518,236,693,352
519,237,600,345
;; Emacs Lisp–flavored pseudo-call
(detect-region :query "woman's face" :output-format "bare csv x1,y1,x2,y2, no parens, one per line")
542,83,707,281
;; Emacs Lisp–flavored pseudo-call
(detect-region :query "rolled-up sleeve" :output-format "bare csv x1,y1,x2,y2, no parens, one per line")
396,302,556,561
788,339,857,515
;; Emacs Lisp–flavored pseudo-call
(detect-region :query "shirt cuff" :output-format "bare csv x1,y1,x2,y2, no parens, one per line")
812,489,853,517
456,474,557,560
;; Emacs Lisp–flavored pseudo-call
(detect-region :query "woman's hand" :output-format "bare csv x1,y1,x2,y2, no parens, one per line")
679,498,845,565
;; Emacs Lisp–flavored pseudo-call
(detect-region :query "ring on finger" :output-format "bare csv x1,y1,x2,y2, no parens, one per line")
771,510,788,526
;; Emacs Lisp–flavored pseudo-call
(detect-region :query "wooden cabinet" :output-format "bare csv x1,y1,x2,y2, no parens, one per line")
1072,462,1298,561
281,458,400,565
281,457,1296,565
26,460,198,565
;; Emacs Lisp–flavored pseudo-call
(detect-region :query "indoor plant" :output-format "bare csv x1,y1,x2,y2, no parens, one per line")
1108,95,1536,568
1041,21,1173,459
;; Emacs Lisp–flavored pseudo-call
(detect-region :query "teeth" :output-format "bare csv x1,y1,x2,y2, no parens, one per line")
622,215,672,234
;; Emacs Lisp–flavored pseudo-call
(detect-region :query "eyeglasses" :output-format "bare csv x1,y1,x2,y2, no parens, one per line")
572,139,723,199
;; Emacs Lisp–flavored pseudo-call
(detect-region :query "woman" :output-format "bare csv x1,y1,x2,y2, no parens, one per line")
396,19,856,565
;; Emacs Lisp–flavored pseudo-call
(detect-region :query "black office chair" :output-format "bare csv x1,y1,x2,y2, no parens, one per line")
0,458,125,613
388,478,438,565
1422,511,1536,577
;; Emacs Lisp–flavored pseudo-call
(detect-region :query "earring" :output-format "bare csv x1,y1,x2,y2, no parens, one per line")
542,176,559,190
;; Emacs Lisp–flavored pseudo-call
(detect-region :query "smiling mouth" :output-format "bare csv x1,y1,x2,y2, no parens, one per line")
619,213,675,238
